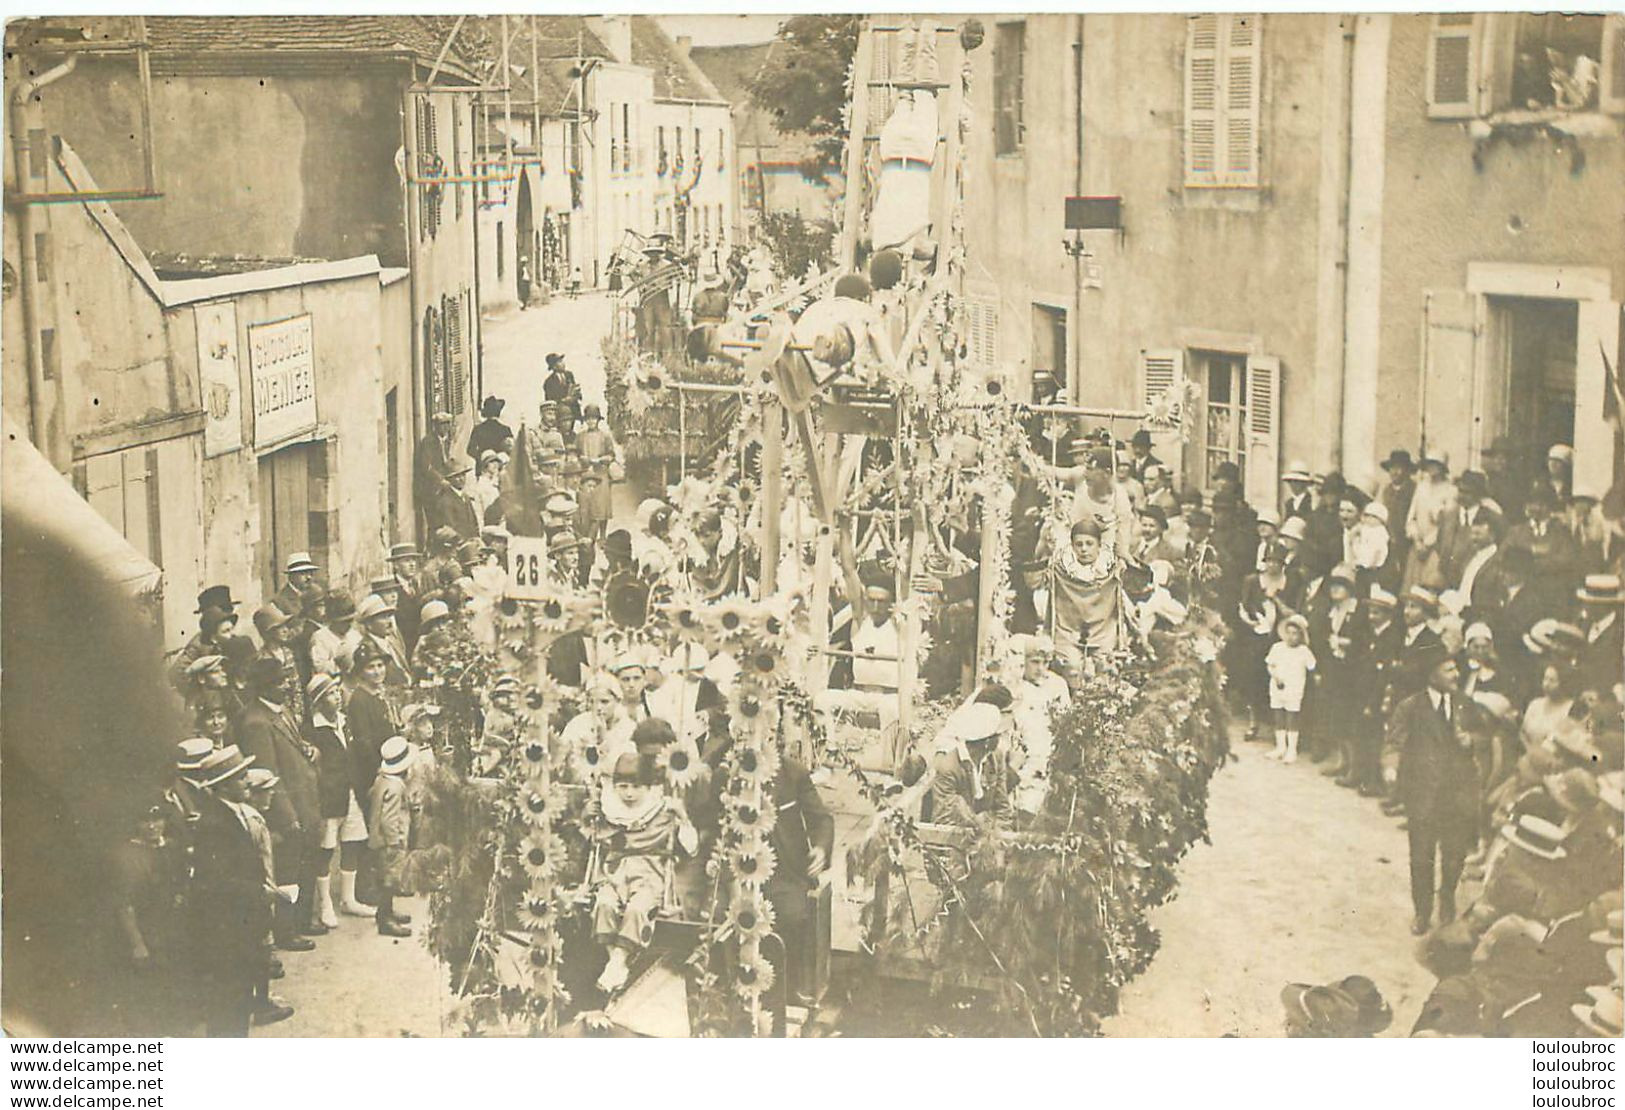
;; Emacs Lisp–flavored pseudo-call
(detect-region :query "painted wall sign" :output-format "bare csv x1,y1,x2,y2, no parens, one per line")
248,313,317,449
195,301,243,457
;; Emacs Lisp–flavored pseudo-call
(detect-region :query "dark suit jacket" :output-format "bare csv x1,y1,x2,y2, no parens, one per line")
345,685,399,794
306,717,367,821
236,698,320,832
1393,689,1480,834
766,757,835,893
190,795,271,975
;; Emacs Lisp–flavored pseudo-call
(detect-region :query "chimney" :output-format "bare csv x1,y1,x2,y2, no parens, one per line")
589,16,633,66
676,35,692,59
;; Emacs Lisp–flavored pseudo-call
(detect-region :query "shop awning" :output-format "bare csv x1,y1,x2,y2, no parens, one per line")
2,416,163,600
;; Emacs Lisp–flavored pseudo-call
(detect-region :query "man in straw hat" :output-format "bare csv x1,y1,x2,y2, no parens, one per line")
1281,460,1314,520
1575,573,1625,690
189,744,273,1035
1392,643,1478,934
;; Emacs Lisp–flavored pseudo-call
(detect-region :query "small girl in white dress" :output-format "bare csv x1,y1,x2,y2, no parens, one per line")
1265,614,1317,763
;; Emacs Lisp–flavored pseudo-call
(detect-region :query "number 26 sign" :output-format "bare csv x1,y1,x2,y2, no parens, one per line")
504,536,552,601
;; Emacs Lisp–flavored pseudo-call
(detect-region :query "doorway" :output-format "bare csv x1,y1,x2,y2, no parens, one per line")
259,443,312,598
1031,303,1067,402
1487,296,1578,478
515,174,534,303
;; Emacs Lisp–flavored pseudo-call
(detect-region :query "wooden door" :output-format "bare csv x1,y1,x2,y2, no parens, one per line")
259,445,310,599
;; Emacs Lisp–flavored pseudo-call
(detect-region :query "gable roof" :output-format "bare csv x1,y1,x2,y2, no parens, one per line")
142,15,475,76
688,41,774,107
630,16,725,103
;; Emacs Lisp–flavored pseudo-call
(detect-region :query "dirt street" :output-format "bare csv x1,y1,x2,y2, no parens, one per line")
1104,735,1435,1037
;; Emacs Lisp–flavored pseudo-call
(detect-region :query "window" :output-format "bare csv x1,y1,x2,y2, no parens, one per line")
1184,14,1262,187
994,22,1026,155
622,105,632,173
657,126,667,174
1429,13,1625,118
717,128,726,171
496,221,505,280
1031,303,1067,401
1199,351,1248,487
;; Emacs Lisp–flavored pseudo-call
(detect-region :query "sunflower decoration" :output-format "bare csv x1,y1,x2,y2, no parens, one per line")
574,740,608,783
730,741,779,789
735,952,776,997
728,792,778,838
727,678,778,735
518,832,562,880
729,839,777,885
665,602,706,641
519,785,555,827
533,590,600,637
659,741,706,792
736,644,784,683
699,595,756,647
518,891,559,931
518,735,550,769
624,352,665,419
730,897,776,943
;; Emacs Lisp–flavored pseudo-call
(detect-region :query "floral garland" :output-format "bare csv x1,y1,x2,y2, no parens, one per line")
843,624,1231,1036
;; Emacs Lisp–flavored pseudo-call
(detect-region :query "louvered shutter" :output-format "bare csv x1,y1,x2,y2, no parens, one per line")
1223,15,1261,187
1602,15,1625,115
442,292,464,415
1140,348,1186,484
1420,291,1478,473
1243,355,1280,512
452,101,463,220
965,295,999,371
1427,13,1481,119
1184,17,1220,186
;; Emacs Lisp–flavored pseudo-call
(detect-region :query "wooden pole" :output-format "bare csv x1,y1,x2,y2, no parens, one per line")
760,397,783,596
837,23,875,272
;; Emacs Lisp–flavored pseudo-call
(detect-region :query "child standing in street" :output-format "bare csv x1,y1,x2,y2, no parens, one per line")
366,737,416,938
1266,614,1317,764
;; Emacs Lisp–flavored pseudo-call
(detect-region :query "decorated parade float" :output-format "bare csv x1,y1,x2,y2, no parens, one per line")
412,16,1231,1037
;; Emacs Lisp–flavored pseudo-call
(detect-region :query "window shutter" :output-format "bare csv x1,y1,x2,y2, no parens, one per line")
1140,348,1186,483
442,292,464,415
1222,15,1261,187
965,295,999,371
1243,355,1280,512
1420,290,1479,471
1184,16,1220,186
1602,14,1625,115
452,101,463,220
1427,13,1481,119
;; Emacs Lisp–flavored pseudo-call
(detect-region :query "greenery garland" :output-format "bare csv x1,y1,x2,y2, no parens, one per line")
845,615,1231,1036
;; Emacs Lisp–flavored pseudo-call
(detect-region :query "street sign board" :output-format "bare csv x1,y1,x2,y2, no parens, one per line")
505,535,551,601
